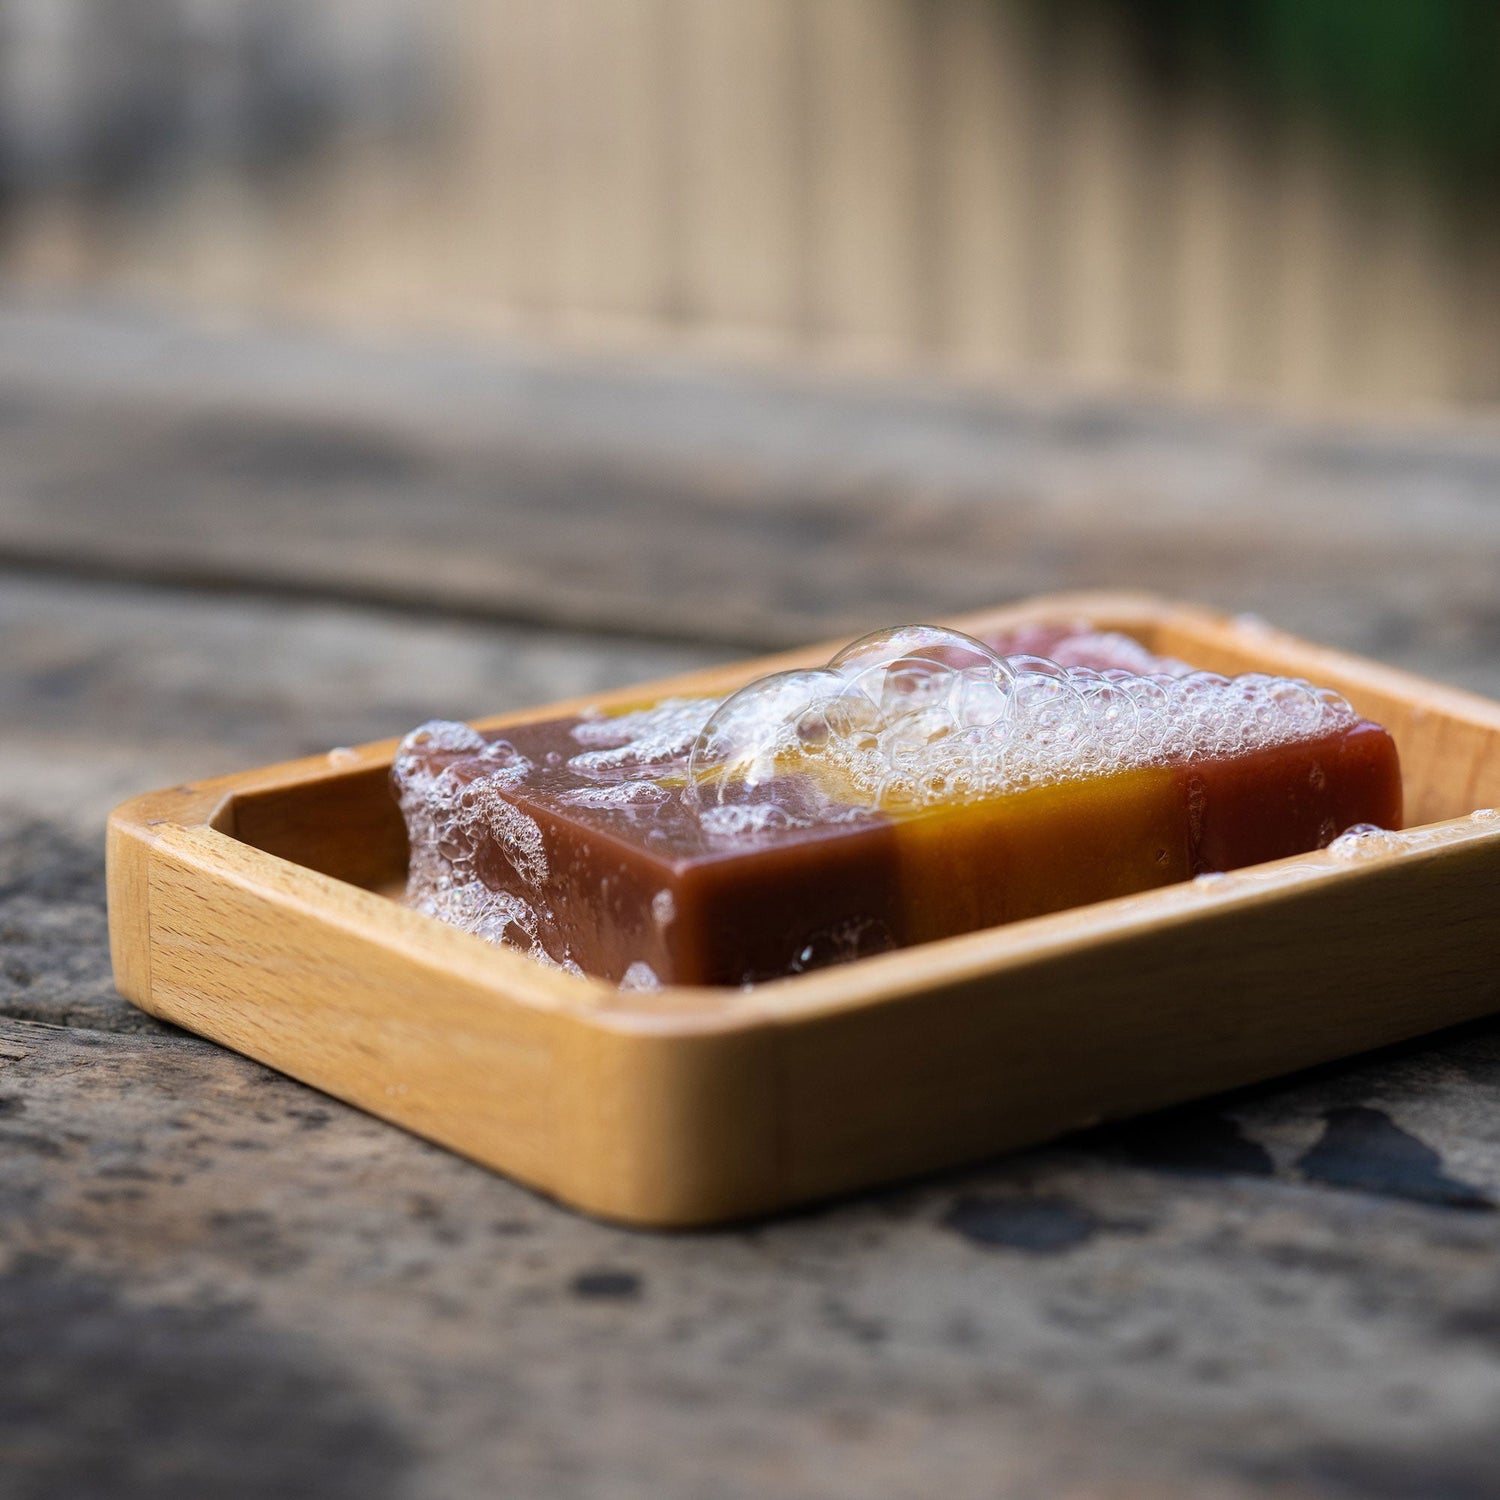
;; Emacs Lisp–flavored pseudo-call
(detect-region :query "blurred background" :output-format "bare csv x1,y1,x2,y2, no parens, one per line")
5,0,1500,411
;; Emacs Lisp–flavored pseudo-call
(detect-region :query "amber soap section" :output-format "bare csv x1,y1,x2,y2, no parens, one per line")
393,626,1402,987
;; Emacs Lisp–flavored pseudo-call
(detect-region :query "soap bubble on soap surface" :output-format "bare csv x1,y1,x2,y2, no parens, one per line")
559,781,671,808
685,624,1360,823
568,697,718,775
686,627,1017,819
393,719,549,914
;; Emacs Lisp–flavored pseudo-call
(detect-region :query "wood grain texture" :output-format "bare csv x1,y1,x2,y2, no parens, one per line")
107,595,1500,1226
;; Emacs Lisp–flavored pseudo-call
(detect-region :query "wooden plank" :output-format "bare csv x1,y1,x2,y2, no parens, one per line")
4,308,1500,672
5,984,1498,1500
9,574,1500,1494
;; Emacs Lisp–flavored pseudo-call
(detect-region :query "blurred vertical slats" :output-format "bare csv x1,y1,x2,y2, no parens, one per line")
677,0,803,344
1276,128,1360,407
1361,169,1461,408
549,0,677,332
1171,83,1261,398
1050,1,1142,385
929,0,1034,373
0,0,1496,412
804,0,928,356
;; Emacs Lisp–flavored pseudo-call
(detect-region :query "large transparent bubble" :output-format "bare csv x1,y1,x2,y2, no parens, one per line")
687,667,848,811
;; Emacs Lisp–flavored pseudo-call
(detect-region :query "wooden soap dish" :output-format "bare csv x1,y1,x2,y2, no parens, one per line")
107,594,1500,1227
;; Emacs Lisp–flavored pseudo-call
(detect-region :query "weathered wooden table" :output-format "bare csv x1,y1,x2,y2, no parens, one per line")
4,306,1500,1500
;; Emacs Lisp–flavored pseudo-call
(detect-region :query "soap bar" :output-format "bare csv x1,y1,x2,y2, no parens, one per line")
393,626,1401,986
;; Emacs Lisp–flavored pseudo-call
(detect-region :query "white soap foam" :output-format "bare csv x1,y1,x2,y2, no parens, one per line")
469,791,547,888
568,698,718,774
394,721,548,923
558,781,671,808
685,625,1358,822
1326,824,1403,860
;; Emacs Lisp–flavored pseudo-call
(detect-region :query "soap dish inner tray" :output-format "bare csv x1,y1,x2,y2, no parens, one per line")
107,592,1500,1227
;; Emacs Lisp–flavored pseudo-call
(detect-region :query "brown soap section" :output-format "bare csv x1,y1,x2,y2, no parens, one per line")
404,715,906,986
507,778,904,985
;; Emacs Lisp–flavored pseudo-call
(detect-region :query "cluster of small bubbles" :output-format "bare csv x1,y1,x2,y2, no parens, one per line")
474,795,548,887
1473,807,1498,823
529,948,586,978
619,961,661,992
411,872,579,974
688,668,846,803
393,721,550,955
568,698,718,775
393,721,486,913
1325,823,1402,860
700,803,803,839
651,889,676,925
415,881,539,948
783,916,897,977
420,721,483,751
559,781,671,809
683,625,1361,827
1050,630,1189,676
689,627,1020,827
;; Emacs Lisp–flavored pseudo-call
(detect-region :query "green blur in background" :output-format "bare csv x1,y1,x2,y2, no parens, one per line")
1125,0,1500,184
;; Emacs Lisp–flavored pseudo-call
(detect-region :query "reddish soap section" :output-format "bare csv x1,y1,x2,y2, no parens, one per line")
1184,722,1402,873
